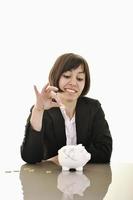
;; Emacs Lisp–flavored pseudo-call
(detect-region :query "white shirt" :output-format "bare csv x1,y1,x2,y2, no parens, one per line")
60,107,77,145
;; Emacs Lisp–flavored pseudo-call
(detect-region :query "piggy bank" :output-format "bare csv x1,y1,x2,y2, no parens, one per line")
58,144,91,171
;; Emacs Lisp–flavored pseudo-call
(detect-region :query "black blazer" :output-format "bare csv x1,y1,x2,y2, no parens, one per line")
21,97,112,164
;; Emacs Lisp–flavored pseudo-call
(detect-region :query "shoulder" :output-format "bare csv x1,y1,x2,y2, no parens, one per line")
77,96,101,110
76,97,104,122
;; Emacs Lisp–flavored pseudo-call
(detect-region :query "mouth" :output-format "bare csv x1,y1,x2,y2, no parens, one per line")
65,88,78,94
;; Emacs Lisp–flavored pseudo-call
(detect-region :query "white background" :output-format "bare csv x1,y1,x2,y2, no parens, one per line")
0,0,133,169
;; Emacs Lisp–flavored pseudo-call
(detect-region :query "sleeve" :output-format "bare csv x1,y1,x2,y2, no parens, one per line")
87,102,113,163
20,108,45,164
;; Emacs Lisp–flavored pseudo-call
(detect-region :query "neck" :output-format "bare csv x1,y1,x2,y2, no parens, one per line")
62,99,77,119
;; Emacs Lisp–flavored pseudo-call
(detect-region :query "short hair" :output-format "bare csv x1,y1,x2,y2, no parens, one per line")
49,53,90,96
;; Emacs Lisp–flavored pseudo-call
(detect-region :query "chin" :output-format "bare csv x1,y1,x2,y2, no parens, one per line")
66,95,79,101
62,91,80,101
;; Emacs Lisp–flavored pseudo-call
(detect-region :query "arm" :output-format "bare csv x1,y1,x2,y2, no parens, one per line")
88,104,113,163
20,108,61,164
20,108,45,164
20,84,64,164
30,106,45,131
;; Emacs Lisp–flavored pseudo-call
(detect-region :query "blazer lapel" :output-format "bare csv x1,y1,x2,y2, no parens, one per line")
76,99,89,144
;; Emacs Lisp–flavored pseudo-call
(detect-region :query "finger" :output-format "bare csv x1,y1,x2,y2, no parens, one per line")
50,101,60,107
52,92,65,108
41,83,49,93
44,83,50,90
45,85,59,93
34,85,39,96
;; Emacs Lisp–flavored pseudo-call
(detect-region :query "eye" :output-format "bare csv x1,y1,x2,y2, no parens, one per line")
77,77,84,81
63,74,71,79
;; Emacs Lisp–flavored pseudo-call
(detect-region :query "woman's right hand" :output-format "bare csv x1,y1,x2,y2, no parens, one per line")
33,83,64,111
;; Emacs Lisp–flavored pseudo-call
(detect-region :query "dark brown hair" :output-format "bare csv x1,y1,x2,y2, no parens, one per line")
49,53,90,96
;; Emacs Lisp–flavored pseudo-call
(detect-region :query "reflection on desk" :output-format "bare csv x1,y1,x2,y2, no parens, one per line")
57,171,90,199
19,161,112,200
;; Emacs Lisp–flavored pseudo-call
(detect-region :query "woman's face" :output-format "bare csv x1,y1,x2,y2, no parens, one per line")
58,65,85,101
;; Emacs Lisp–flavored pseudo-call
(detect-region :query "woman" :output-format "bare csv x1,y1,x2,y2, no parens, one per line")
21,53,112,164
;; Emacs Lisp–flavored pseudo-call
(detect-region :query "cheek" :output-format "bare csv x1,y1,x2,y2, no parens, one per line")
79,82,85,91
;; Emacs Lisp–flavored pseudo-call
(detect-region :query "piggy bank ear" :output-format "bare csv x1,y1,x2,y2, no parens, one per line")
77,144,83,148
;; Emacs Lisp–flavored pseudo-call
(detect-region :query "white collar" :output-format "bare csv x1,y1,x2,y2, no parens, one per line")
60,107,75,123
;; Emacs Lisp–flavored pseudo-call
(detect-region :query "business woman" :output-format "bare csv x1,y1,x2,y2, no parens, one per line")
21,53,112,164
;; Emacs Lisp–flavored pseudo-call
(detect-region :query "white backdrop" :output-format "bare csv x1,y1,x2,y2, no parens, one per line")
0,0,133,169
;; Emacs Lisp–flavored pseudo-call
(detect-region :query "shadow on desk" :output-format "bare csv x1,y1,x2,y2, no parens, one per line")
19,161,112,200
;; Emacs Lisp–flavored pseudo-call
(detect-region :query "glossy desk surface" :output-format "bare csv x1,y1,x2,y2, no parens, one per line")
1,162,133,200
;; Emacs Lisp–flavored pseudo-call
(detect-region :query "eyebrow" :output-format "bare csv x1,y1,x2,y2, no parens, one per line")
65,70,85,74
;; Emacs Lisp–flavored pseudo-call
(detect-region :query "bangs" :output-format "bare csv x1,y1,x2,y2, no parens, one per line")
62,57,85,73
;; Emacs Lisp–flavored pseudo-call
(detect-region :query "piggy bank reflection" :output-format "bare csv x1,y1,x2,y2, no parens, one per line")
57,171,90,199
58,144,91,171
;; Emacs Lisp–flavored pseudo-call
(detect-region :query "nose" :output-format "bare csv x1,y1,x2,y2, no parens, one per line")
69,76,77,85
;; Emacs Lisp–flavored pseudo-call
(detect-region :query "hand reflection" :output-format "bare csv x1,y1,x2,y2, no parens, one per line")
57,171,90,199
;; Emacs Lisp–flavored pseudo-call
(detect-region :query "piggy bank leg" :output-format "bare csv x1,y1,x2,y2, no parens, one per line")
76,167,83,171
62,166,69,171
